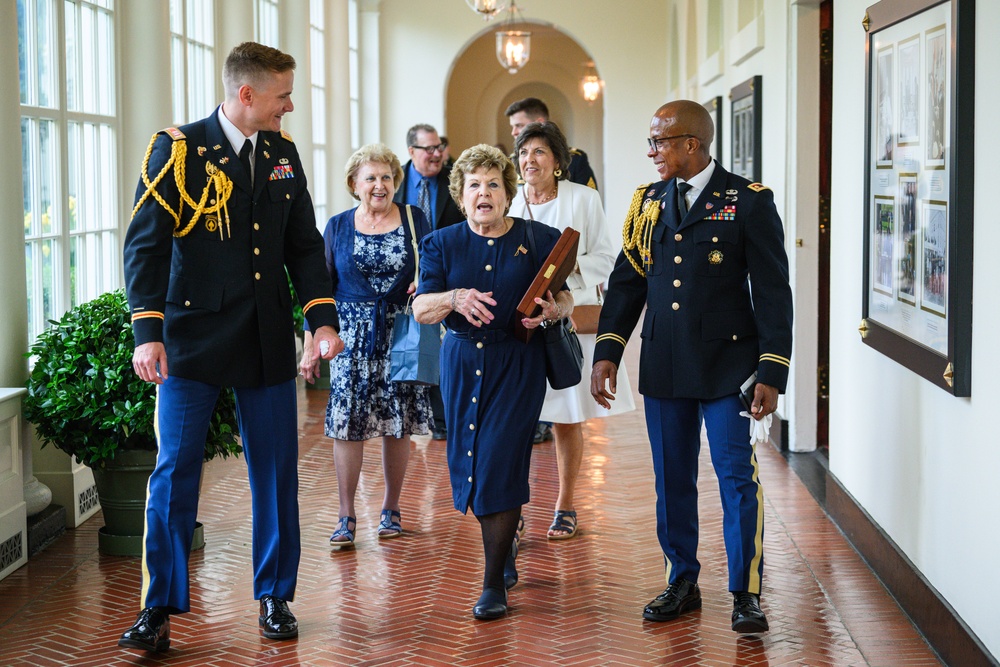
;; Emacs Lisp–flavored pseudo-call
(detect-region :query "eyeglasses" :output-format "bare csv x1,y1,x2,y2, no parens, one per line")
411,143,448,154
647,134,696,150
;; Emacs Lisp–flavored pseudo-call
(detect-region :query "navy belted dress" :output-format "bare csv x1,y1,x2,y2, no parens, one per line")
417,218,563,515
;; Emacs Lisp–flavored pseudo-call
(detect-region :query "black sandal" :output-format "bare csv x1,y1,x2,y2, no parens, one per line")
547,510,578,540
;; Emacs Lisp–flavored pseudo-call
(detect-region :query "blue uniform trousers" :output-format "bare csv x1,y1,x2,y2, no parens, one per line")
644,394,765,594
141,375,300,613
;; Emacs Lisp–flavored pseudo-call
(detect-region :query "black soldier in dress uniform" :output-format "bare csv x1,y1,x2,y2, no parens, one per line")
591,100,792,634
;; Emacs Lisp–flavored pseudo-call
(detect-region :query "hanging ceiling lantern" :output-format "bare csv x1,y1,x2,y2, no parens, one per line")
495,1,530,74
466,0,507,20
580,61,604,103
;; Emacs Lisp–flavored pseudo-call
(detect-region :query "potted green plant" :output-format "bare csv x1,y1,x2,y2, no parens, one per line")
23,288,241,556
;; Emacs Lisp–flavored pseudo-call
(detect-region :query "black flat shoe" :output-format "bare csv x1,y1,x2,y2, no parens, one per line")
118,607,170,652
731,592,769,633
259,594,298,639
472,587,508,620
642,578,702,621
503,537,519,590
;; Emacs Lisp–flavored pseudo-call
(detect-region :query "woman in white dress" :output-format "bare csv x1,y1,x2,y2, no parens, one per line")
509,121,636,540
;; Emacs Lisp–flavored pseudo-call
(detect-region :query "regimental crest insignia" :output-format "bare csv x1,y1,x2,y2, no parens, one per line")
708,249,724,265
205,216,218,233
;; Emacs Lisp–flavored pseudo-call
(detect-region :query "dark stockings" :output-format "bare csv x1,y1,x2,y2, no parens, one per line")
476,507,520,591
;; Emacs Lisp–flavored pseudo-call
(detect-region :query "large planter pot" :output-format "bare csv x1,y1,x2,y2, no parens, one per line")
91,449,204,556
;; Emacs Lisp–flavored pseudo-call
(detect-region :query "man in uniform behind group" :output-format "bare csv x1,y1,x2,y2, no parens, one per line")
505,96,599,192
118,41,344,653
591,100,792,634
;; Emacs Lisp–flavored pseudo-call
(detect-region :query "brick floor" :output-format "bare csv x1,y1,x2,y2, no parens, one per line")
0,345,941,666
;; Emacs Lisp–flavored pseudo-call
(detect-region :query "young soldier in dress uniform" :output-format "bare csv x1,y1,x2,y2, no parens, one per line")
591,100,792,633
118,42,344,653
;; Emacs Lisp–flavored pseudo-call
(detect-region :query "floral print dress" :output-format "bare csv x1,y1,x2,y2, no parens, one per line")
325,226,432,440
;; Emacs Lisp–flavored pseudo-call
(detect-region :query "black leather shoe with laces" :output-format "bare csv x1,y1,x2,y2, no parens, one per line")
642,578,702,621
118,607,170,652
731,591,769,633
259,594,298,639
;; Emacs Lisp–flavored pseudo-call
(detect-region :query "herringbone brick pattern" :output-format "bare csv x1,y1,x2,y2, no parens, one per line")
0,345,941,666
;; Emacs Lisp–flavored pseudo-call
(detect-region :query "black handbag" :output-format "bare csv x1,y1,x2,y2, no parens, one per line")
524,220,584,389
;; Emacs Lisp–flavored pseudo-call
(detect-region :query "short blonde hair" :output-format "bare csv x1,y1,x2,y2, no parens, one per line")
222,42,296,100
448,144,518,214
344,144,404,200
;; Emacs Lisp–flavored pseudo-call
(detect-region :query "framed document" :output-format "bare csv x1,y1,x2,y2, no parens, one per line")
514,227,580,343
861,0,974,396
730,76,761,182
703,96,723,162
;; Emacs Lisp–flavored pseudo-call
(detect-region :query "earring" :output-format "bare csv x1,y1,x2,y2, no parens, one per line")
553,168,563,178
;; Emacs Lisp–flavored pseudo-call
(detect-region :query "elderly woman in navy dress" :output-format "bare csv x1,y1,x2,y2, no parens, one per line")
300,143,432,550
413,144,573,620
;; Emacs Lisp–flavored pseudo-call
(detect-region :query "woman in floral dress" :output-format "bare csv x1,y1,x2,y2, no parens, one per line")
300,144,432,549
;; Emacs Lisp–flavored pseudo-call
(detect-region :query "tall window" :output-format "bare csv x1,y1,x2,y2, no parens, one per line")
256,0,279,48
19,0,119,344
348,0,360,150
170,0,215,125
310,0,328,223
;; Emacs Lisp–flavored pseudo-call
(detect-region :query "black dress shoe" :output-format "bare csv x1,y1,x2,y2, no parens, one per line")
503,537,519,590
259,594,298,639
431,427,448,440
472,587,508,620
642,578,702,621
731,592,769,633
118,607,170,652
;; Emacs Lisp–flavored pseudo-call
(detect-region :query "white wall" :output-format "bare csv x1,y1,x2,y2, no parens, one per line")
830,0,1000,657
376,0,667,234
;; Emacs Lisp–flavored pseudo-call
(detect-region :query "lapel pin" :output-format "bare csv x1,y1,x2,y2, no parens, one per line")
264,139,271,146
213,144,222,151
219,157,229,165
197,146,207,156
713,191,721,197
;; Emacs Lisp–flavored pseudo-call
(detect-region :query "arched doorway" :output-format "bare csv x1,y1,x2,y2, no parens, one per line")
444,21,605,189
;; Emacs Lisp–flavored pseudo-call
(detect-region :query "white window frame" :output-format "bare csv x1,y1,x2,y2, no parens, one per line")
170,0,216,125
20,0,121,344
255,0,280,48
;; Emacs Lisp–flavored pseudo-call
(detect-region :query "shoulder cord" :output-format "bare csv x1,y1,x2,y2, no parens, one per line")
621,184,659,277
130,132,235,239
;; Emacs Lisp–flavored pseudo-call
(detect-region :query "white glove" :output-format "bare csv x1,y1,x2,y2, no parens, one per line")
739,411,772,446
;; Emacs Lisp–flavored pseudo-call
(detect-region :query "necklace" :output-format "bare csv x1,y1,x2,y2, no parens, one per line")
526,181,558,205
363,208,392,230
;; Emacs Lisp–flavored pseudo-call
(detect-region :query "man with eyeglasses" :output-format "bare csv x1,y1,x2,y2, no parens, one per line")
591,100,792,634
394,124,464,441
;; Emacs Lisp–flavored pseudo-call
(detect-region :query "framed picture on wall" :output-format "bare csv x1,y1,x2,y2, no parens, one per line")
703,96,722,162
730,76,761,182
861,0,974,396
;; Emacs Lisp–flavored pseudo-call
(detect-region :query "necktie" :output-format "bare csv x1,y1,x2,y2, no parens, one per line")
417,178,433,228
239,138,253,182
677,181,693,219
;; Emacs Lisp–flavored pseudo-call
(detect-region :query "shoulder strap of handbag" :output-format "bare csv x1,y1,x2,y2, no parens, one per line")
524,217,537,266
404,204,419,287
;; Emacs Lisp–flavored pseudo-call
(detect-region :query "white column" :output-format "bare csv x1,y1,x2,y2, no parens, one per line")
358,0,380,145
279,0,315,180
328,0,352,214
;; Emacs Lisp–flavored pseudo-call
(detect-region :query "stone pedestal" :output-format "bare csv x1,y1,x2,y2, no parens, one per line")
0,389,28,581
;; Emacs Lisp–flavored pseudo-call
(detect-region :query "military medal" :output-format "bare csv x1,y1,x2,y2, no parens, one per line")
709,249,724,264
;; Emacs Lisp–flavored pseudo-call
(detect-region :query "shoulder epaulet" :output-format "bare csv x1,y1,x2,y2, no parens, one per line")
160,127,186,141
569,147,583,156
635,182,653,193
747,182,770,192
280,129,294,142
